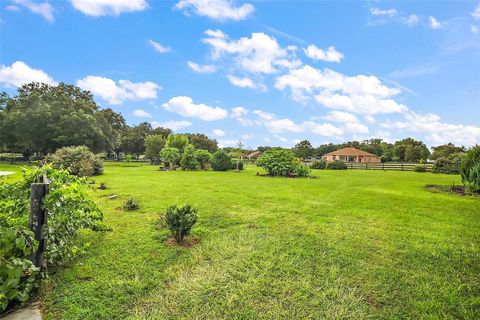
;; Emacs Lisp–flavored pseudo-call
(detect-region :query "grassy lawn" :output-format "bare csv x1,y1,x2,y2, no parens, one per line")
35,165,480,319
0,163,21,181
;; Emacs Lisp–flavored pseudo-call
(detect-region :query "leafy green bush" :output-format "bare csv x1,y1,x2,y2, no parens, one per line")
460,145,480,193
159,147,180,169
413,165,427,172
432,153,464,174
0,165,105,311
231,160,244,171
256,149,309,177
124,197,140,211
325,160,347,170
310,159,326,169
194,149,212,170
210,150,233,171
165,204,198,243
45,146,103,177
180,145,199,171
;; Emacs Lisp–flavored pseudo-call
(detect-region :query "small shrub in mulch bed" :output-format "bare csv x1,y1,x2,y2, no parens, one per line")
425,184,480,197
123,197,140,211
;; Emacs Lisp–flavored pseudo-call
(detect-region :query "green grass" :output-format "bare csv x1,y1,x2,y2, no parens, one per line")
0,163,22,181
34,165,480,319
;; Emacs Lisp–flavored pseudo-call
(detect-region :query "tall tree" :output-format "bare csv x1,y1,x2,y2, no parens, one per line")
431,143,465,160
0,82,120,155
144,134,166,162
185,133,218,153
292,140,314,159
166,133,189,153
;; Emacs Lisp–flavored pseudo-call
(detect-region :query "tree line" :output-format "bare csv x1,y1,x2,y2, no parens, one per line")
0,82,467,164
0,83,219,158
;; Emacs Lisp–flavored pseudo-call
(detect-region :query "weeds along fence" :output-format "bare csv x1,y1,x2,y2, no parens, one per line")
346,162,433,172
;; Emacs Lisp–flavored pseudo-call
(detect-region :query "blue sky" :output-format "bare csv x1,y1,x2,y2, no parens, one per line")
1,0,479,149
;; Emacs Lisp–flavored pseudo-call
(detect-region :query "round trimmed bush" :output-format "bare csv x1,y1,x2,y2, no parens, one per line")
256,149,309,177
45,146,103,177
211,150,233,171
432,153,463,174
325,160,347,170
413,165,427,172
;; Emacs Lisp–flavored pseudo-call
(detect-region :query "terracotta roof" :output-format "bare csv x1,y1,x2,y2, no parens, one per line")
323,147,379,157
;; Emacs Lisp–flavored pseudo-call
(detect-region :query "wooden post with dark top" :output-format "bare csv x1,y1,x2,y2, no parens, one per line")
29,175,49,270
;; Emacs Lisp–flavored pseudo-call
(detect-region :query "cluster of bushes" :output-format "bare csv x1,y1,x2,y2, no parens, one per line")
432,153,463,174
460,145,480,193
45,146,103,177
256,149,309,177
0,165,105,311
158,136,243,172
325,160,347,170
310,159,326,169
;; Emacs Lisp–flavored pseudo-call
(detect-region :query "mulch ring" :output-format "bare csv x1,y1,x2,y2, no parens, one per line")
425,184,480,197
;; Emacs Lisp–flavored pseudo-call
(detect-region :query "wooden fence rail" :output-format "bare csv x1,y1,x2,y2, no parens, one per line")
346,162,433,172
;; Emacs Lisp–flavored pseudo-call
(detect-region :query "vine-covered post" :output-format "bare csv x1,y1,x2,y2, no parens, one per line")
29,175,49,270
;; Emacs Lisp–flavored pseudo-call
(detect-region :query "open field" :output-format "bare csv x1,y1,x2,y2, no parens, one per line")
7,164,480,319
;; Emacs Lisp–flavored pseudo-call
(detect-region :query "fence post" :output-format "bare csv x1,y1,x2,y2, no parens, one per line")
401,163,404,171
29,175,49,270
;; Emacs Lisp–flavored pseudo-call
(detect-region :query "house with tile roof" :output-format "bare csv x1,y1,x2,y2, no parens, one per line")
322,147,381,163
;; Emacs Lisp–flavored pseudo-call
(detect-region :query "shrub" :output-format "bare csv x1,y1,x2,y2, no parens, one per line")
211,150,233,171
231,160,244,171
45,146,103,177
380,155,387,163
256,149,309,177
325,160,347,170
180,145,199,171
194,149,212,170
165,204,198,243
159,147,180,169
124,197,140,211
432,153,464,174
413,165,427,172
460,145,480,193
310,159,326,169
0,165,104,311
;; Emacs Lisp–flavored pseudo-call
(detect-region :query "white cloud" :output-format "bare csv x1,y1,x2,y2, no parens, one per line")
148,40,170,53
471,25,480,34
472,3,480,20
162,96,228,121
218,139,238,148
70,0,148,16
0,61,56,87
314,91,407,115
381,111,480,146
321,111,358,123
212,129,225,136
133,109,152,118
401,14,419,27
343,122,369,134
303,45,344,63
5,5,20,12
230,106,253,126
12,0,54,22
266,118,303,133
241,133,254,139
175,0,254,21
428,16,443,29
227,75,265,90
77,76,160,105
187,61,216,74
153,120,192,131
202,30,300,75
275,65,406,115
370,7,397,17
